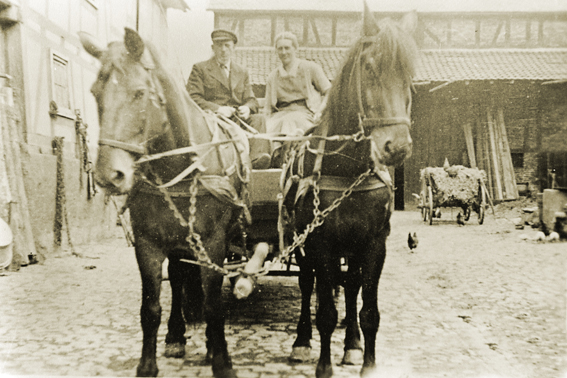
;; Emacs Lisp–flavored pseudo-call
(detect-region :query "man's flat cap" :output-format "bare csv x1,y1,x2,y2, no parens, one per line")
211,29,238,44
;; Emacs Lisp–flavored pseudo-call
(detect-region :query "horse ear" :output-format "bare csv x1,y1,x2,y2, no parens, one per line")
124,27,145,61
362,1,380,36
79,31,104,59
400,10,418,34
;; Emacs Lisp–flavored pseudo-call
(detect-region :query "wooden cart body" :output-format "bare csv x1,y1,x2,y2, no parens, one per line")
419,167,487,225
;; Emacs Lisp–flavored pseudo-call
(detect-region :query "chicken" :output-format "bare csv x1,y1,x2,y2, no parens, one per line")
408,232,418,252
457,212,465,226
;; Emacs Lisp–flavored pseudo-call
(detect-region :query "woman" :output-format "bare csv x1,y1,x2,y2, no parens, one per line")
264,32,331,141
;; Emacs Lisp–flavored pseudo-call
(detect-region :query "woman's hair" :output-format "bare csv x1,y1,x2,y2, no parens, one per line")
274,31,298,49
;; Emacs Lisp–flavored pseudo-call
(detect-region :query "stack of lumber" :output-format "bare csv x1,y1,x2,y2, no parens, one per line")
464,107,518,201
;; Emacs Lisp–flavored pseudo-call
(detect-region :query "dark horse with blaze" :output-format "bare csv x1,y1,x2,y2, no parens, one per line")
281,6,418,378
80,28,251,377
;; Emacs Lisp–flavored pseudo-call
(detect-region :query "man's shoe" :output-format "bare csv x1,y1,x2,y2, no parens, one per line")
252,153,271,170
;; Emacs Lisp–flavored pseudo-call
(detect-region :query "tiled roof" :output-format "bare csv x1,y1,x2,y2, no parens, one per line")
234,48,567,85
209,0,567,13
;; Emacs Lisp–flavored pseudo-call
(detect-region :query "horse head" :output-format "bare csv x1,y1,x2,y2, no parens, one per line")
328,5,418,168
80,28,170,195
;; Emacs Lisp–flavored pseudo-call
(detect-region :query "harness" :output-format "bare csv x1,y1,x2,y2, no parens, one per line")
275,36,411,262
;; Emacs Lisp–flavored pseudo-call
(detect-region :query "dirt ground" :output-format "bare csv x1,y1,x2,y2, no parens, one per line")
0,199,565,378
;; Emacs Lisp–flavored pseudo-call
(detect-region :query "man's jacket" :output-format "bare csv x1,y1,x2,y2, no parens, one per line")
186,57,259,114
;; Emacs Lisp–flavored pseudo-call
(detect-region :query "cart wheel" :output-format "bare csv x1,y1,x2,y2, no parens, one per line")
420,191,428,221
428,186,434,225
478,183,486,225
464,206,471,221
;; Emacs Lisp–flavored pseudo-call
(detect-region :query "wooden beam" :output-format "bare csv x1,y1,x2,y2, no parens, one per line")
538,20,544,44
475,19,481,47
525,20,531,45
492,21,503,45
310,18,321,46
238,17,244,42
303,17,308,46
505,19,511,45
487,109,503,200
331,17,337,46
271,15,276,46
463,123,476,168
424,26,441,45
497,108,519,199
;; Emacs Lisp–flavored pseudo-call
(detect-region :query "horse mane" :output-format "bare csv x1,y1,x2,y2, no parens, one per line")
321,19,417,133
144,42,201,148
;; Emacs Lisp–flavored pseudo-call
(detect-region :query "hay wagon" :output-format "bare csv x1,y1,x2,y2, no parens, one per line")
419,166,488,225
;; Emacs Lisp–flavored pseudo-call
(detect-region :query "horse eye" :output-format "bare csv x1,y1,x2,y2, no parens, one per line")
134,89,145,100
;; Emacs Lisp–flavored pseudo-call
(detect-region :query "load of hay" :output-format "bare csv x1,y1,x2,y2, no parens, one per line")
421,165,486,206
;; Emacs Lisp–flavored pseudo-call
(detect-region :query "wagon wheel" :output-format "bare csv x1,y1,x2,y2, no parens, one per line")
420,191,428,221
464,206,471,221
427,185,434,225
420,179,428,221
478,183,486,225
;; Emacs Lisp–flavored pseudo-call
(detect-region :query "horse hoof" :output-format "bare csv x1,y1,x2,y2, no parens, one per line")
360,364,377,377
164,342,185,358
136,362,158,377
341,349,363,365
213,367,238,378
289,346,312,362
316,364,333,378
205,349,213,364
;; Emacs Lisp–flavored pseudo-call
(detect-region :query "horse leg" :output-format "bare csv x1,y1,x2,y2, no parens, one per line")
315,258,338,378
342,263,363,365
134,239,166,377
290,257,315,362
358,239,386,377
199,213,237,378
164,258,188,358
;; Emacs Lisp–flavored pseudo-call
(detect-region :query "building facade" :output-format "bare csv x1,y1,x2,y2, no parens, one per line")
0,0,188,265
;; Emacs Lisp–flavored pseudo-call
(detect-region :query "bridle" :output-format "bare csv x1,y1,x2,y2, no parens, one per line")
352,36,412,135
97,63,167,156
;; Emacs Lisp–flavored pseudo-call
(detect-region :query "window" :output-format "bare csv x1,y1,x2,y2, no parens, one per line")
50,50,74,119
511,152,524,168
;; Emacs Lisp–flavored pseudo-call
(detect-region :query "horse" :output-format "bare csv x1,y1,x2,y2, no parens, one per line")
281,6,418,378
80,28,251,378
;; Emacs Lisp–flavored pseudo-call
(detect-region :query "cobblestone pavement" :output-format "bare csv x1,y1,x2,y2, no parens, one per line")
0,210,565,378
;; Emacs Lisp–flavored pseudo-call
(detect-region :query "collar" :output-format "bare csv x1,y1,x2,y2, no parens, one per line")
216,59,231,70
278,59,299,78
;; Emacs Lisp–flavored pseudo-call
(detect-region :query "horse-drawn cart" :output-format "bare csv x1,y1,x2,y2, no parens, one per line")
419,166,488,225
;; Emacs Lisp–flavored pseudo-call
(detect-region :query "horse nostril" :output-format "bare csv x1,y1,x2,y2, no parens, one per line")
110,170,125,187
384,141,393,155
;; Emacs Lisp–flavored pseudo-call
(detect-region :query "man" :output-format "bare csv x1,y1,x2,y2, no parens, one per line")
186,29,271,169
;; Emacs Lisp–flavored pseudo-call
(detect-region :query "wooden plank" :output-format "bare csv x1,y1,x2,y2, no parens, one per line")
487,109,503,200
310,18,321,45
497,108,519,199
492,22,503,45
463,122,476,168
492,108,507,198
480,118,494,199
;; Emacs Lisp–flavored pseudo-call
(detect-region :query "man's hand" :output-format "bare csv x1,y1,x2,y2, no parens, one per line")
236,105,251,120
216,106,236,118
